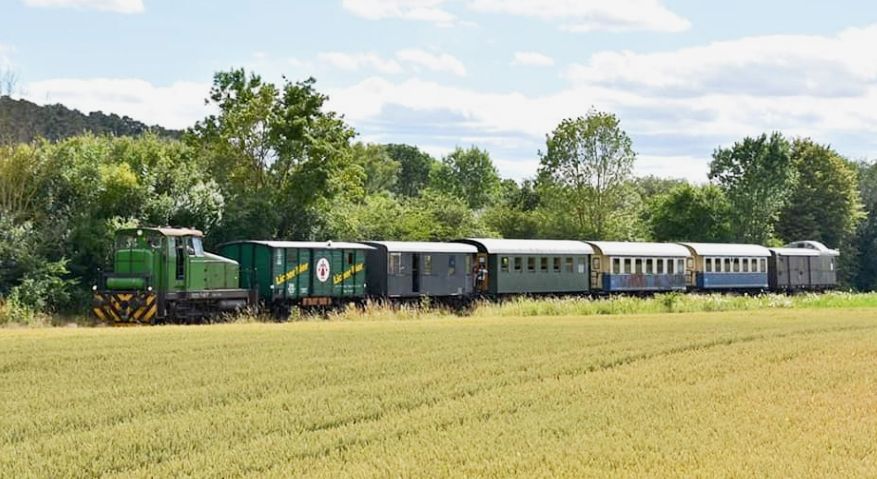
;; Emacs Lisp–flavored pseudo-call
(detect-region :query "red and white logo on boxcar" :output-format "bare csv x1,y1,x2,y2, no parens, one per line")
316,258,331,283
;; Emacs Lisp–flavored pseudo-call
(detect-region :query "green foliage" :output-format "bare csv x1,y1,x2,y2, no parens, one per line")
351,143,400,195
648,184,733,242
776,139,864,247
429,146,501,210
188,69,361,240
385,143,436,198
709,133,797,244
538,110,638,239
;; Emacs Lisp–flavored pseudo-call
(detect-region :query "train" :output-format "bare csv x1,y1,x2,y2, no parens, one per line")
91,227,840,324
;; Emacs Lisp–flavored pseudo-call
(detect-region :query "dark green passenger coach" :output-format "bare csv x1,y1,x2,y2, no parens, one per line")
218,241,372,309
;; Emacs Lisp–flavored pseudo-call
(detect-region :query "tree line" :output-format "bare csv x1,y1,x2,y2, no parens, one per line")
0,68,871,321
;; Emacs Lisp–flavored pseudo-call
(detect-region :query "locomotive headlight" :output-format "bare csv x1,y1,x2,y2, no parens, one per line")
147,286,153,292
92,285,97,291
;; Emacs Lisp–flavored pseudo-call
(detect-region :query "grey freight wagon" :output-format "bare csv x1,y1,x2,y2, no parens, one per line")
455,239,593,295
362,241,477,298
768,241,839,290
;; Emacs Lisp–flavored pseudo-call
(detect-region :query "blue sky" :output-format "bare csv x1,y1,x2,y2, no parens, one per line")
3,0,877,180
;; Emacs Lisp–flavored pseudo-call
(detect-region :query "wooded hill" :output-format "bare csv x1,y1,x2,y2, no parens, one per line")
0,95,181,144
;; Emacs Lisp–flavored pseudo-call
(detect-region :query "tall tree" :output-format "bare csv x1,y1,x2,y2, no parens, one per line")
776,139,864,248
538,110,637,239
351,143,399,195
709,132,796,244
649,184,733,242
430,146,501,210
188,69,361,241
385,144,436,198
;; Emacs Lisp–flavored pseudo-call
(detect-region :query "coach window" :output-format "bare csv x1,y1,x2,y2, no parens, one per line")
760,258,767,273
623,258,632,275
565,257,574,273
578,257,586,274
448,256,456,276
539,257,548,272
732,258,739,273
553,257,561,273
723,258,730,273
657,258,665,275
635,258,643,274
423,255,433,275
742,258,750,273
501,257,510,272
667,258,675,274
645,258,654,275
514,257,522,272
705,258,713,273
389,253,402,275
527,257,536,273
613,258,621,274
677,259,685,274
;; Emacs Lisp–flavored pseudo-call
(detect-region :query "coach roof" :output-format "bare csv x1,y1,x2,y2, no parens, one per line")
363,241,478,254
679,243,771,257
219,240,373,250
459,238,593,255
586,241,690,257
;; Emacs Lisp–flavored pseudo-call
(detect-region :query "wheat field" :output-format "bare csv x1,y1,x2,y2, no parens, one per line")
3,309,877,477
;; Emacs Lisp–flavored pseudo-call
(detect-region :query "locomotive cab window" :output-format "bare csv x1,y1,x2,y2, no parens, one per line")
501,257,510,272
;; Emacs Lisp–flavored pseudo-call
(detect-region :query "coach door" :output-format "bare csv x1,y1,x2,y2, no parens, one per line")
590,256,602,290
475,253,489,292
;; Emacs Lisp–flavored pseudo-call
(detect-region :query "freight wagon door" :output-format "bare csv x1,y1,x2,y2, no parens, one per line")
311,250,335,298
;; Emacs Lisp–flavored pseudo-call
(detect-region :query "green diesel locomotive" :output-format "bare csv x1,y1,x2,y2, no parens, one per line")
92,227,251,324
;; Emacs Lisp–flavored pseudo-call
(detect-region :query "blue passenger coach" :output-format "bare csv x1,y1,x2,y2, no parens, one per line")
679,243,771,290
586,242,691,293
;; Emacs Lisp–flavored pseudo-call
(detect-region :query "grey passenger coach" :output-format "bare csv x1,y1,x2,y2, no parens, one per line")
362,241,477,298
455,239,592,296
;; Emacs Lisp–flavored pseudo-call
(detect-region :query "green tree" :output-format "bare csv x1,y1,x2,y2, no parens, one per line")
430,146,501,210
188,69,361,240
385,144,436,198
776,139,864,248
709,133,797,244
648,184,733,242
538,110,638,239
351,143,399,195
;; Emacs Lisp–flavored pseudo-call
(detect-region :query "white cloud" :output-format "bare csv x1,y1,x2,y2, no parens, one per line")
318,52,403,74
396,49,466,76
511,51,555,67
24,78,209,129
327,24,877,179
23,0,145,14
468,0,689,32
341,0,455,24
566,25,877,98
341,0,688,32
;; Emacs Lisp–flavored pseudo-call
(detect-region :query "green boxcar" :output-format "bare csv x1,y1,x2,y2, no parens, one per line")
218,241,373,308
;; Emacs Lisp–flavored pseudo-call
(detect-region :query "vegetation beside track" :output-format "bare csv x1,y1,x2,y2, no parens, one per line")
2,309,877,477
